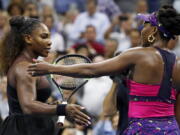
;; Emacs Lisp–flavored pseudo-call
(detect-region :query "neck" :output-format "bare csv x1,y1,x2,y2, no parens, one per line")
152,40,167,49
21,48,38,62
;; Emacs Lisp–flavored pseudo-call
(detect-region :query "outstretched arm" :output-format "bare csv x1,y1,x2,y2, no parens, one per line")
28,49,139,78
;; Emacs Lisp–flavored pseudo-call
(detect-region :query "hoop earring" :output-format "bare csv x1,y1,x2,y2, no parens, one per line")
148,35,155,43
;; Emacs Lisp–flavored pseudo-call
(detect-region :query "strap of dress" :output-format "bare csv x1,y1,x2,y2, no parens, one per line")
154,47,176,101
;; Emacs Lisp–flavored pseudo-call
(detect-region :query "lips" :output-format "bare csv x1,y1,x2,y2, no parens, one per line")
43,48,51,54
45,48,51,51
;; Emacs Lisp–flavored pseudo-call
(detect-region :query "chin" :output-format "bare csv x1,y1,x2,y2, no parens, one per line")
41,53,49,57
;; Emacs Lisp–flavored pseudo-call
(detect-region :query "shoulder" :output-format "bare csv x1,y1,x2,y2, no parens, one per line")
116,47,154,62
14,61,37,81
121,47,149,55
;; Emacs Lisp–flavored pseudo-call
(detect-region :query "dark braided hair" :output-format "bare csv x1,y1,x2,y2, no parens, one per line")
0,16,41,75
157,5,180,40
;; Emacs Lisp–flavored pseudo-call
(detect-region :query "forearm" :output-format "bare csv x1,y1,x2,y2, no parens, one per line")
51,63,105,78
103,82,118,116
22,100,64,116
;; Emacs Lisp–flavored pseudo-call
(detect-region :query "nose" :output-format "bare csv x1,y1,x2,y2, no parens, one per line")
48,40,52,47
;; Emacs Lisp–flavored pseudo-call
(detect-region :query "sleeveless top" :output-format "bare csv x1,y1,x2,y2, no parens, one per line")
128,47,176,118
117,47,176,134
7,84,51,115
0,77,56,135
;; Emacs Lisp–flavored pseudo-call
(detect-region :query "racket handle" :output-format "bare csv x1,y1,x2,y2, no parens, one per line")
57,101,67,126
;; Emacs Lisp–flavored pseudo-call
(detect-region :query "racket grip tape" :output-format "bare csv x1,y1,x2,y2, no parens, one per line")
56,101,67,125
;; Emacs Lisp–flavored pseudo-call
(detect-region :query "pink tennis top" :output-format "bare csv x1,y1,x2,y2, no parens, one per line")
127,80,177,118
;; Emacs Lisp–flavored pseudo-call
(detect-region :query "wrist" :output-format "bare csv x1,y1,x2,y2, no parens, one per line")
49,65,57,74
56,104,67,116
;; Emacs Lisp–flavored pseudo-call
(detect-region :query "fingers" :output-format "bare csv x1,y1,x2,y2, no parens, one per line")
27,64,48,76
27,69,46,76
66,104,91,126
74,112,91,126
75,106,90,121
27,64,38,72
27,60,51,76
74,118,90,126
30,71,46,76
27,64,40,76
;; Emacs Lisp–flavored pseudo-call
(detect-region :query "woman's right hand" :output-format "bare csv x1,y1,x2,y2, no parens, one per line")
65,104,91,126
27,59,53,76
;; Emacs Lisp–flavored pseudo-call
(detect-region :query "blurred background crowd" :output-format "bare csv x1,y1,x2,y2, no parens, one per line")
0,0,180,135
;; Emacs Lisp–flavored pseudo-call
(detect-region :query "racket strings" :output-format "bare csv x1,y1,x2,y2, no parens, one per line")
53,56,90,90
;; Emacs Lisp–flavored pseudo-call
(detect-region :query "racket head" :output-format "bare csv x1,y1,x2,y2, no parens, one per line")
51,54,91,90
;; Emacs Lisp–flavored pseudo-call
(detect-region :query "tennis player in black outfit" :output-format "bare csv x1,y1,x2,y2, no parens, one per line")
0,16,90,135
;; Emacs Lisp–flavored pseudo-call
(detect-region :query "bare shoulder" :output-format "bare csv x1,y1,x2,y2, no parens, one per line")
122,47,153,54
14,61,36,81
117,47,152,60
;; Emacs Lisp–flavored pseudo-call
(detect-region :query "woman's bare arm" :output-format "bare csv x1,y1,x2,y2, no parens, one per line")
16,62,57,115
103,82,118,117
15,62,91,125
28,48,140,78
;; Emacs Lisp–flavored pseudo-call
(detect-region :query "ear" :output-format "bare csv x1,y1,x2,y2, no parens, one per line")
152,26,158,35
24,34,33,45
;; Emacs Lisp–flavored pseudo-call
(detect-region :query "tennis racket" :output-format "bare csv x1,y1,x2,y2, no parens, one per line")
50,54,91,126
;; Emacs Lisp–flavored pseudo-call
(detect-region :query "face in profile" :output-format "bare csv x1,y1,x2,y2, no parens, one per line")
28,23,52,57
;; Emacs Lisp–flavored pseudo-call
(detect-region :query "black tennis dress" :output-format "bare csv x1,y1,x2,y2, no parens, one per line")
0,81,56,135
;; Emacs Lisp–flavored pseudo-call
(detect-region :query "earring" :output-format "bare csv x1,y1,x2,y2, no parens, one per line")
148,35,155,43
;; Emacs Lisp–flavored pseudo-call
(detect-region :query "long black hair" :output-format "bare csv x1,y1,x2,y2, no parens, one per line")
0,16,41,75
